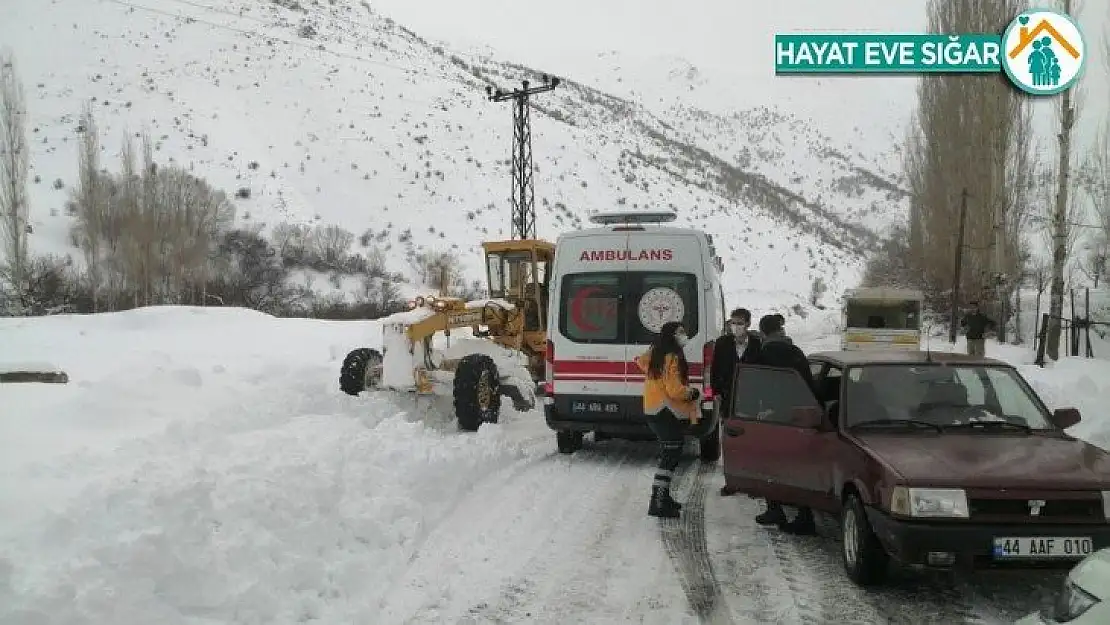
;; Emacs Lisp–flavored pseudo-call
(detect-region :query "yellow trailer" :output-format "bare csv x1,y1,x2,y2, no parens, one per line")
841,287,924,351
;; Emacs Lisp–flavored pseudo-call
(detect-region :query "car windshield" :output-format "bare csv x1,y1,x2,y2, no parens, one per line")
843,364,1054,431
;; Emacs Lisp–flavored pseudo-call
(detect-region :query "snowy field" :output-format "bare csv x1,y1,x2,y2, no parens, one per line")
3,306,1110,624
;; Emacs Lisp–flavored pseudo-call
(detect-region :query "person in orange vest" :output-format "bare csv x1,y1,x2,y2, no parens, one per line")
635,320,700,518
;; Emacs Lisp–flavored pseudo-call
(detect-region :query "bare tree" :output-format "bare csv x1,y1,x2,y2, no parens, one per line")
1077,12,1110,288
905,0,1034,327
415,249,462,295
312,224,353,268
1044,0,1084,359
71,104,105,311
271,222,311,265
0,49,29,308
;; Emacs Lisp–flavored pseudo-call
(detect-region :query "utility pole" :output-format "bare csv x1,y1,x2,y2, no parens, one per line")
486,75,560,240
949,188,969,344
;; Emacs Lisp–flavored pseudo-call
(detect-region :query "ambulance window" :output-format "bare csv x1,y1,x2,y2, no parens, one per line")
628,272,699,344
559,273,622,343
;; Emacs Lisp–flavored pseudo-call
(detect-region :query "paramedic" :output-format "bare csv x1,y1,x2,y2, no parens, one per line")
635,320,700,519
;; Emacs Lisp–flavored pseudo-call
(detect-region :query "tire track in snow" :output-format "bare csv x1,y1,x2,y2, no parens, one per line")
381,442,659,624
374,446,567,622
762,514,871,624
660,459,733,624
459,445,646,623
768,514,986,625
706,488,888,624
958,571,1063,623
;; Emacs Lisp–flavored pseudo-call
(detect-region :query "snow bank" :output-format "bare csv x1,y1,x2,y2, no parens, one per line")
381,320,416,389
0,306,547,625
0,361,64,373
1014,355,1110,449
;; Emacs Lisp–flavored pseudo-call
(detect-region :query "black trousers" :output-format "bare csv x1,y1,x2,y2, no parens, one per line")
645,407,685,489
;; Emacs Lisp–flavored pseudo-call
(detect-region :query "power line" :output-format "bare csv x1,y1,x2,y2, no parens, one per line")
101,0,428,78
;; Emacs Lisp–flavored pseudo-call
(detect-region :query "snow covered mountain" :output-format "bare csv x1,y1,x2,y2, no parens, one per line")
2,0,909,304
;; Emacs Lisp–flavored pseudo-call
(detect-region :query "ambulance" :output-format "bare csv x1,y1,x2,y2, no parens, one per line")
542,210,726,460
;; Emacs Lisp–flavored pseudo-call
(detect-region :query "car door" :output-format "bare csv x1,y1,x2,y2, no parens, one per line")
722,364,826,506
794,361,843,511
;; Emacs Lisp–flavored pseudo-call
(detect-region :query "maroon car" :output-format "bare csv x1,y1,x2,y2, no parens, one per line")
721,350,1110,586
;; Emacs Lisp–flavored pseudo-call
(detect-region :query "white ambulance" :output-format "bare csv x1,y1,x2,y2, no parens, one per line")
542,210,726,459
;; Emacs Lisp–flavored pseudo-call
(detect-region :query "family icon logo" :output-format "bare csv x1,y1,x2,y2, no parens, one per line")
1000,9,1085,94
774,9,1085,96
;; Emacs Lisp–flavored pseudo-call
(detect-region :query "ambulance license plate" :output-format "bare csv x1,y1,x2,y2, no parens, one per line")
572,401,621,414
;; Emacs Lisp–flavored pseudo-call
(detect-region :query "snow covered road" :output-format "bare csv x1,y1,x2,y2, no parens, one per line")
0,307,1094,624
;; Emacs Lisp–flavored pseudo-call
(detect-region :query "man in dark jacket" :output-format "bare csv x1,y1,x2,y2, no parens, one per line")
711,307,762,414
752,313,818,535
960,301,995,357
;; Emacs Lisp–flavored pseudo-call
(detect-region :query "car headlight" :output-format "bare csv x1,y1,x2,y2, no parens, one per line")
889,487,969,518
1101,491,1110,521
1052,578,1099,622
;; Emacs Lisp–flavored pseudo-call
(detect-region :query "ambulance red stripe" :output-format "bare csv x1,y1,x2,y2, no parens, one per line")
551,360,704,375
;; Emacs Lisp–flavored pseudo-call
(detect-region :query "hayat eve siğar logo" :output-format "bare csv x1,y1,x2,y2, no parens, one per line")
1001,9,1086,95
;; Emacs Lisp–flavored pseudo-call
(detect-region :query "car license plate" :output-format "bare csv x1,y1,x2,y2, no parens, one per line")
571,401,621,414
992,536,1093,559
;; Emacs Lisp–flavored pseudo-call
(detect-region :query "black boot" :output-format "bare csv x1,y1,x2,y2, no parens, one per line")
648,486,681,518
755,501,788,526
663,489,683,511
781,507,818,535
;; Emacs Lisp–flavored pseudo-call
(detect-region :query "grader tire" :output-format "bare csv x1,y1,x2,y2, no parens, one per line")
454,353,501,432
339,347,382,396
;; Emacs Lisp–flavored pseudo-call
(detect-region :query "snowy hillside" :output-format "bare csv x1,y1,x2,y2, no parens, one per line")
3,306,1107,624
2,0,906,302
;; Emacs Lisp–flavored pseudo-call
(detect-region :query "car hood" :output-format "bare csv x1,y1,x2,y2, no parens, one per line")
856,433,1110,489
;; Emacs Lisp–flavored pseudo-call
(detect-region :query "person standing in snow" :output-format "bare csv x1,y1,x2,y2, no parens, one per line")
711,308,762,415
960,301,995,357
635,320,700,519
751,314,819,534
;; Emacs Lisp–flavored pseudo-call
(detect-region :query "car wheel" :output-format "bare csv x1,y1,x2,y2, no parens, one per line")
841,494,890,586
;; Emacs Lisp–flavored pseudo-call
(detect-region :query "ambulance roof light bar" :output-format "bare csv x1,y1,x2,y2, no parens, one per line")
588,210,678,226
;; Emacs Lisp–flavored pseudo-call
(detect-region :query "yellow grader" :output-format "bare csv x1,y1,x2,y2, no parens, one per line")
338,238,555,431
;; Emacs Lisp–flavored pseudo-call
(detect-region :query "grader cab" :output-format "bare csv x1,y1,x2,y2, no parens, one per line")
338,238,556,431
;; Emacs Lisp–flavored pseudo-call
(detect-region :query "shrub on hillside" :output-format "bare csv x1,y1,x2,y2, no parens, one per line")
414,249,462,295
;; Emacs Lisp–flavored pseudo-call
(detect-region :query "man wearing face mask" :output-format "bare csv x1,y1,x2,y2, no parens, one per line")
711,308,762,417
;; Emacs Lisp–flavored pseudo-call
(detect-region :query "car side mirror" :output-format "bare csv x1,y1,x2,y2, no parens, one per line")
825,400,840,426
1052,407,1081,429
791,405,823,429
